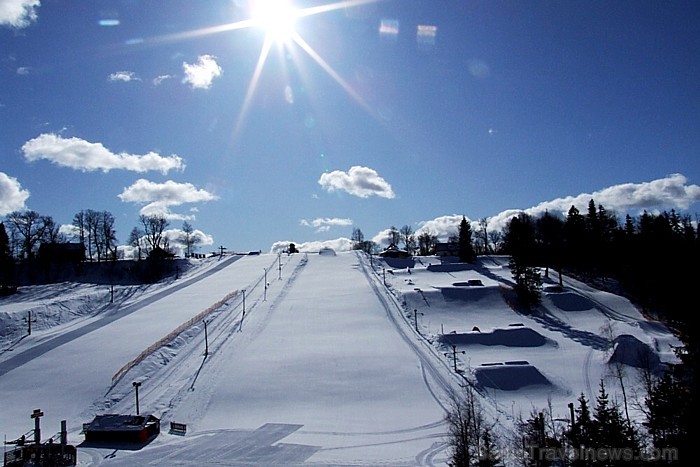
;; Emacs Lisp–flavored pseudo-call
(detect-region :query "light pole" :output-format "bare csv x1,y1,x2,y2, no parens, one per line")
445,344,465,373
413,309,424,333
203,320,209,357
239,289,246,332
132,381,142,415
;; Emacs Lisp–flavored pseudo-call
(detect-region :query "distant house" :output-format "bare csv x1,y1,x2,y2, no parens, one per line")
38,242,86,263
83,414,160,444
434,242,459,257
379,243,410,259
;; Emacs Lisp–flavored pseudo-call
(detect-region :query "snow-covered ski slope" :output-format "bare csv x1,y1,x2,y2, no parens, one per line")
0,251,683,466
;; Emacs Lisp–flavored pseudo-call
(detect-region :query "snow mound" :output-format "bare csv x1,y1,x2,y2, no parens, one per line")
609,334,662,372
318,247,336,256
548,291,596,311
475,362,552,390
439,327,554,347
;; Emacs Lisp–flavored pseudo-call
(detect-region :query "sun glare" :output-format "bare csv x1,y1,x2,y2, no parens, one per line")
251,0,298,43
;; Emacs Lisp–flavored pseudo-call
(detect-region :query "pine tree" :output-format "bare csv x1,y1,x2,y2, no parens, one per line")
591,380,638,466
458,216,476,263
0,222,16,294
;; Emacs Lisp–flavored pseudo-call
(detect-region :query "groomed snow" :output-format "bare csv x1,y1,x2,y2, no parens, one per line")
0,252,683,466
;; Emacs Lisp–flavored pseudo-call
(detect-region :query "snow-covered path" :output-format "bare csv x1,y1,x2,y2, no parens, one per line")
97,252,452,466
0,254,278,438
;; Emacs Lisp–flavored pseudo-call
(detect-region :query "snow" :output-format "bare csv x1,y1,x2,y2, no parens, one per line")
0,252,683,466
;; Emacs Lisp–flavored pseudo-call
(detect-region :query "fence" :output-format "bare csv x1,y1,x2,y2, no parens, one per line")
111,289,241,386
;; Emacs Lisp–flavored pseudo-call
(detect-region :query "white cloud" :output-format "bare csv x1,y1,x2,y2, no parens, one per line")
486,173,700,232
0,171,30,215
153,74,174,86
300,217,353,232
269,238,354,254
118,179,219,220
0,0,40,29
108,71,140,82
22,134,186,174
318,166,395,199
16,66,30,75
182,55,222,90
415,214,469,242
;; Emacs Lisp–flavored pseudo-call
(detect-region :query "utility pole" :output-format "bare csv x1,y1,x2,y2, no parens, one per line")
413,309,424,334
218,245,227,258
132,381,142,415
24,311,37,335
203,320,209,357
238,289,246,332
31,409,43,445
445,344,465,373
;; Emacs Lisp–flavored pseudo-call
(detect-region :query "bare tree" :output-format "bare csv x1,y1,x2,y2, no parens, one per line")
388,226,401,246
400,225,415,254
140,214,169,254
128,226,145,261
445,384,485,466
100,211,118,261
72,210,87,248
5,210,54,260
180,221,200,257
477,217,491,255
417,231,437,256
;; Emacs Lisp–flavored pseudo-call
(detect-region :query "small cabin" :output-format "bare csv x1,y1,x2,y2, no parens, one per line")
379,243,410,259
83,414,160,444
434,242,459,257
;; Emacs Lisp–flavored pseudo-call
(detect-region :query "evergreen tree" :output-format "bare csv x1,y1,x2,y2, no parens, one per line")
591,380,639,466
0,222,16,294
479,426,501,467
458,216,476,262
566,393,595,466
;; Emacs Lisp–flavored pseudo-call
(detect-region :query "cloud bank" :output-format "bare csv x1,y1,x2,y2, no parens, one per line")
318,166,395,199
118,179,218,220
486,173,700,232
22,134,186,174
182,55,222,90
0,172,30,215
0,0,40,28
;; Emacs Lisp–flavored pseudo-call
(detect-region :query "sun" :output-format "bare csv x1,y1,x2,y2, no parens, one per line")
250,0,299,44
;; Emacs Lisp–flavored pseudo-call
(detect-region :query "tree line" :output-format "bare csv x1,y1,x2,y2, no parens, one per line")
443,200,695,466
0,209,203,287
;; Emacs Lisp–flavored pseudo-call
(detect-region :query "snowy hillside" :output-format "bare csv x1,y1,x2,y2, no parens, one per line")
0,252,682,466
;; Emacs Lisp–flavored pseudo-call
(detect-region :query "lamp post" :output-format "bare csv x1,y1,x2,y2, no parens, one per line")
413,309,424,334
445,345,465,373
203,320,209,357
132,381,142,415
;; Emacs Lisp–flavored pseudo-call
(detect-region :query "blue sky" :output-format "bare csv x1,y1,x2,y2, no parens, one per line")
1,0,699,254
